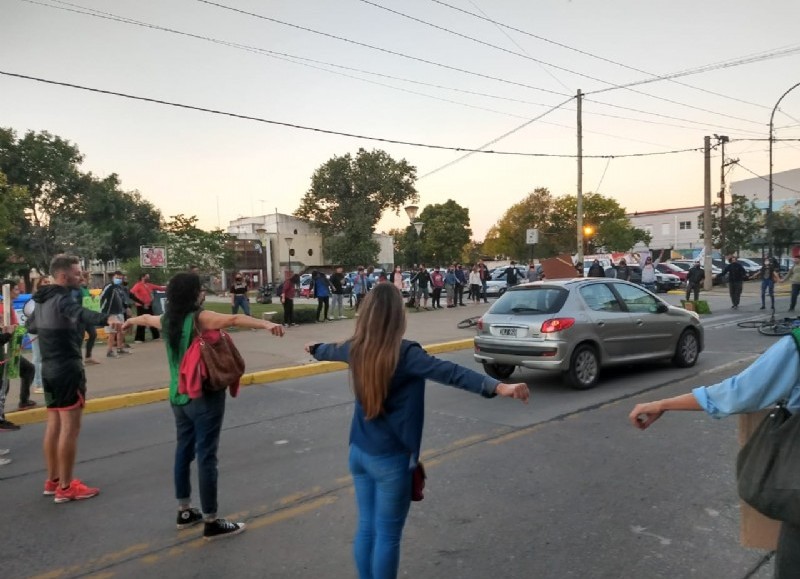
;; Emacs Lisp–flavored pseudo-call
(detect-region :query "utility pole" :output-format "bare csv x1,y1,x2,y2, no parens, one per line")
768,81,800,258
714,135,729,256
576,89,584,271
703,136,713,291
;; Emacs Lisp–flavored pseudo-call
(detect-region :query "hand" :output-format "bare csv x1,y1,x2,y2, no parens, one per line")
1,324,16,334
304,342,317,354
496,382,529,403
629,402,664,430
266,323,285,337
121,319,134,331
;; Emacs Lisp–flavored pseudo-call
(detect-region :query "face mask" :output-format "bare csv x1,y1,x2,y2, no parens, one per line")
113,278,123,285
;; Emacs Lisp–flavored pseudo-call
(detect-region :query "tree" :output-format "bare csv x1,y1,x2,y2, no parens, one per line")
771,204,800,256
160,214,236,274
418,200,471,265
483,188,555,260
0,170,29,266
295,148,418,266
698,193,762,255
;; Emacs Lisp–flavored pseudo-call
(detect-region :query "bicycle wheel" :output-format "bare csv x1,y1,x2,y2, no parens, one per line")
738,319,771,328
758,322,792,336
457,316,479,329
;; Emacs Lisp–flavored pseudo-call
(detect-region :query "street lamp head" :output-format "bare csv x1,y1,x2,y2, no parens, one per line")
583,225,594,237
413,221,424,235
284,236,293,247
404,205,419,222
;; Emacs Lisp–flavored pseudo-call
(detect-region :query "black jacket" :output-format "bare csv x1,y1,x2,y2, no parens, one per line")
687,266,704,285
588,263,605,278
722,261,747,283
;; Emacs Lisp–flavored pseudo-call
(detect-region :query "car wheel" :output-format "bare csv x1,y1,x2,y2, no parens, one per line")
498,288,506,296
672,329,699,368
483,363,515,380
565,344,600,390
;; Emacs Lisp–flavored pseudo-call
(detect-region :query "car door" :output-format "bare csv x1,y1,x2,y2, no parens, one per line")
577,283,632,360
611,282,674,356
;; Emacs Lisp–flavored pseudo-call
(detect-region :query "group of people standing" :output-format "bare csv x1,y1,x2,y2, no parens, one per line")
395,261,493,311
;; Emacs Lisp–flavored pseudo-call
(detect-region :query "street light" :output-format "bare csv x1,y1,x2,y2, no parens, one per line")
583,225,595,258
285,236,294,273
768,80,800,258
404,205,424,267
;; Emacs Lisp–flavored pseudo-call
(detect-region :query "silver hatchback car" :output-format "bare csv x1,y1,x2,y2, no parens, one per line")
473,278,704,389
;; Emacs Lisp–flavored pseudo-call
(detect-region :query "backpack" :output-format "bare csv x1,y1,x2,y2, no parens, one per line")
275,282,284,298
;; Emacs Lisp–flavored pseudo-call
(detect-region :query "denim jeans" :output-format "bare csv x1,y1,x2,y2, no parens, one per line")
232,294,251,316
331,293,344,317
761,278,775,308
791,284,800,310
349,444,412,579
172,389,226,517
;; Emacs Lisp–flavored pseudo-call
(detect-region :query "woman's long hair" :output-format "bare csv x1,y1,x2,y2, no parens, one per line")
349,283,406,419
164,273,202,363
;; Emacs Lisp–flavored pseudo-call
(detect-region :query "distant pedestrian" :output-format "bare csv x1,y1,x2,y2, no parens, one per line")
759,257,780,310
505,261,519,288
0,279,36,413
615,259,631,281
411,265,431,310
130,273,166,343
431,266,444,309
783,256,800,312
527,263,538,283
329,266,346,319
389,266,404,295
685,261,704,302
641,256,658,292
30,255,122,502
100,271,130,359
311,270,333,322
77,273,100,365
469,265,482,304
306,283,529,579
353,267,370,312
720,256,747,309
444,265,457,308
123,272,284,539
454,264,467,306
281,272,299,327
587,259,605,278
478,260,490,303
228,273,251,317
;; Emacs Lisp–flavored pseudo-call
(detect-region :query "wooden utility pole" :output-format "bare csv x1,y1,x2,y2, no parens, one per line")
716,135,729,255
703,136,713,291
576,89,584,270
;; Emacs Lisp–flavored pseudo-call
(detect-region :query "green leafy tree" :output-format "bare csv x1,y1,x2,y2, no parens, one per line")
160,214,236,274
771,204,800,256
295,148,418,266
461,239,484,264
483,188,555,260
698,193,763,255
0,170,29,266
418,200,471,265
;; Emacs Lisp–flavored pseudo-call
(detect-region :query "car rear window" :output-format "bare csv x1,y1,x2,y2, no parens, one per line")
489,286,567,315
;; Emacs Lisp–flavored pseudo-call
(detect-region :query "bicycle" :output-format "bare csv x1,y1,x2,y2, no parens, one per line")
457,316,481,329
757,317,800,337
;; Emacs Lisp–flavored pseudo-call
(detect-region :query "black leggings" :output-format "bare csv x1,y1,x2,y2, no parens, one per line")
85,325,97,358
432,287,442,308
776,522,800,578
316,296,329,321
283,299,294,325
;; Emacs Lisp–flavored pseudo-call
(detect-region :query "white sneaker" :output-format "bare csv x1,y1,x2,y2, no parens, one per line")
328,317,335,320
0,448,9,456
0,457,11,466
339,316,346,319
33,387,44,394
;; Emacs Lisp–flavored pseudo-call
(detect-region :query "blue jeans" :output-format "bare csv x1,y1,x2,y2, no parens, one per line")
349,444,412,579
172,389,226,517
761,278,775,308
232,294,251,316
790,284,800,310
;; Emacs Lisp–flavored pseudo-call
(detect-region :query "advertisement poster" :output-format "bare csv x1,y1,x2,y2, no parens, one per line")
140,246,167,268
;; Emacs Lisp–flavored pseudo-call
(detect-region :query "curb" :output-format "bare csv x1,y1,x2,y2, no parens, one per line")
5,338,475,426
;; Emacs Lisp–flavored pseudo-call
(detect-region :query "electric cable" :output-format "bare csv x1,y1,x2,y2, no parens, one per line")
731,161,800,195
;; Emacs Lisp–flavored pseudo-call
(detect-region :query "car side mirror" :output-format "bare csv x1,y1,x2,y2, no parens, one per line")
654,302,669,314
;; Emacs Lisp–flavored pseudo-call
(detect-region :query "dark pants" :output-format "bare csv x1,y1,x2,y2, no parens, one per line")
84,325,97,359
172,389,226,517
776,522,800,579
316,296,329,321
790,284,800,310
0,357,35,412
455,283,464,305
728,281,743,307
481,280,488,302
283,298,294,325
761,278,775,308
135,305,160,341
432,287,442,308
355,293,366,311
685,283,700,302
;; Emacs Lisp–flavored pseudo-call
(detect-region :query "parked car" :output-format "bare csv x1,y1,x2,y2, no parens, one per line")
473,279,704,389
736,258,762,279
484,267,529,297
671,260,725,285
625,266,682,292
656,262,687,282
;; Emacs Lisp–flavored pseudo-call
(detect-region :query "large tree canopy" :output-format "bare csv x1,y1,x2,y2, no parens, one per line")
159,214,235,274
698,193,762,255
483,188,555,260
390,199,472,267
295,148,418,266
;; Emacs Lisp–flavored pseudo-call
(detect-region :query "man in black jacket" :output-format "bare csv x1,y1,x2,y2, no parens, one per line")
30,255,121,502
685,261,704,302
720,256,747,309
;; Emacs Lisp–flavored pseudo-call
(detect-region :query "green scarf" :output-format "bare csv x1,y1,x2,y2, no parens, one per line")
162,314,195,406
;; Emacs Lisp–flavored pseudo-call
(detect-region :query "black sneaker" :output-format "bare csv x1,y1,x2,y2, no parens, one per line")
176,507,203,529
203,518,246,541
0,419,21,431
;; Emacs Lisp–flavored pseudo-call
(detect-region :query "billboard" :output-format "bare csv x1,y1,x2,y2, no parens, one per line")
140,246,167,268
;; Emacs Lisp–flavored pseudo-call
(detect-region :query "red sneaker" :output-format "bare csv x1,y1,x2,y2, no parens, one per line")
43,479,59,496
54,479,100,503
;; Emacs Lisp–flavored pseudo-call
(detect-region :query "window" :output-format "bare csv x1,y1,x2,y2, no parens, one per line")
579,284,622,312
489,287,567,315
613,282,660,313
679,220,692,230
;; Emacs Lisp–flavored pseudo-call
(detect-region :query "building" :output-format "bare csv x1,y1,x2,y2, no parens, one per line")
227,213,394,285
627,168,800,254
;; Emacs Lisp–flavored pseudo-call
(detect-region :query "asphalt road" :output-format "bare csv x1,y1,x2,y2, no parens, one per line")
0,304,785,579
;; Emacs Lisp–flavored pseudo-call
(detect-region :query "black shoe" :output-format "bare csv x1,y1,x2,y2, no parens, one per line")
177,507,203,529
760,306,766,310
203,518,246,540
0,419,21,431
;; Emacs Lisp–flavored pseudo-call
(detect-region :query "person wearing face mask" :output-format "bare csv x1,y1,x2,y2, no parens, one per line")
99,271,130,359
229,273,251,317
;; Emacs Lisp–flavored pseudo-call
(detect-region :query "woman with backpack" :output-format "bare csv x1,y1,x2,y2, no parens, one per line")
123,273,284,540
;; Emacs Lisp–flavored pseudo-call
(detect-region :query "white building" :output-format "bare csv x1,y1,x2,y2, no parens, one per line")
228,213,394,283
627,168,800,253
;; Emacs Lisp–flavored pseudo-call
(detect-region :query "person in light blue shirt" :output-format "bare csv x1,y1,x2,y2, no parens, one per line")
629,334,800,578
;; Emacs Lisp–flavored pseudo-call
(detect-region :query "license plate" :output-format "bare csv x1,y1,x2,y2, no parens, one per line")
499,328,517,337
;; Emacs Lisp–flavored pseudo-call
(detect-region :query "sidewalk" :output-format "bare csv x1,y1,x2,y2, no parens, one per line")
7,280,792,424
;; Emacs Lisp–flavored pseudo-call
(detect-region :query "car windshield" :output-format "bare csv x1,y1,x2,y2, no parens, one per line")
488,286,568,315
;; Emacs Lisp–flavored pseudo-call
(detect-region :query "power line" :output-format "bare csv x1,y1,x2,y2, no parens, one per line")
2,70,707,159
24,0,768,139
732,161,800,195
426,0,797,112
355,0,766,126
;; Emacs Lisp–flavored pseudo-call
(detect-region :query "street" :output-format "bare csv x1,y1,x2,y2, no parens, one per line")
0,291,786,578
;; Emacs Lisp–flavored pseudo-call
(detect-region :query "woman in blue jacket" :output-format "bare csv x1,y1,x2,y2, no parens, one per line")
306,283,529,579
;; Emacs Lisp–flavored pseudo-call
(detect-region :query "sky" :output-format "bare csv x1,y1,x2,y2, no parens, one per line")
2,0,800,241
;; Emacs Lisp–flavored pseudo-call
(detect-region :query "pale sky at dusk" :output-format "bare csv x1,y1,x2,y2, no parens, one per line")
2,0,799,240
